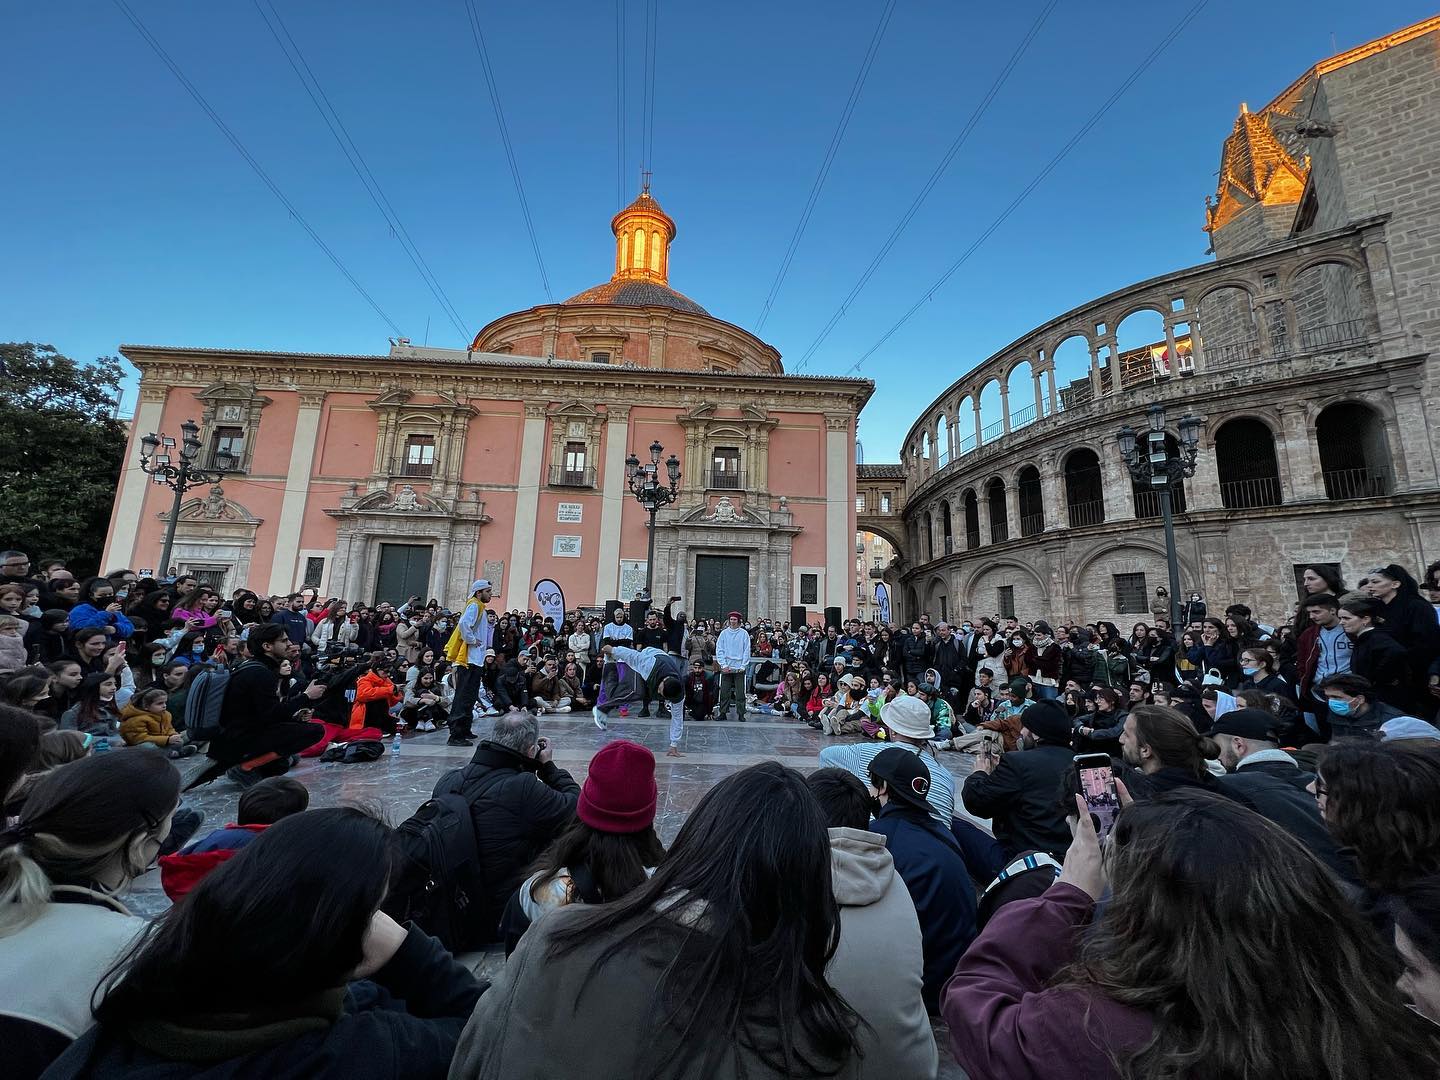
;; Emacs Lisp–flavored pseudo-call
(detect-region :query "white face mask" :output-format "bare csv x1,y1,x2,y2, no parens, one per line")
1011,638,1023,647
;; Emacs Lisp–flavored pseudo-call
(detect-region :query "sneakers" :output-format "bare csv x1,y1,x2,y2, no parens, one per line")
482,707,501,716
592,706,608,731
167,744,199,759
553,705,572,713
415,720,437,733
446,735,475,747
224,765,263,790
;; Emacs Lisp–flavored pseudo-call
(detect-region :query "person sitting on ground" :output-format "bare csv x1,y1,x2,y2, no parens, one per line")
818,693,956,823
1318,672,1421,741
159,775,310,900
961,699,1076,876
449,761,860,1078
806,767,938,1079
59,672,122,739
1209,708,1354,883
1392,875,1440,1025
866,747,977,1015
400,667,449,733
1073,685,1126,754
502,739,665,954
530,655,577,714
0,752,182,1079
1119,704,1226,798
943,787,1440,1079
118,685,196,758
432,710,579,945
818,673,870,737
49,808,484,1080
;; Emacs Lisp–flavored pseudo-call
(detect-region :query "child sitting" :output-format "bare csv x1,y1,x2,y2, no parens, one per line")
119,686,197,758
159,776,310,900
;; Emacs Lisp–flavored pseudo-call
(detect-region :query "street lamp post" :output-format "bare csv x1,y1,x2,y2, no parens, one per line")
1117,404,1202,629
139,419,236,579
625,439,682,602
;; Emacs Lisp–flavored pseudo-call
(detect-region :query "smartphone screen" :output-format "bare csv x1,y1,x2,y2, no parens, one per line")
1074,754,1119,840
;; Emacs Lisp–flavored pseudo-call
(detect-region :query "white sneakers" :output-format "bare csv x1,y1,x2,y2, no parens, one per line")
415,720,437,733
553,705,572,713
592,706,608,731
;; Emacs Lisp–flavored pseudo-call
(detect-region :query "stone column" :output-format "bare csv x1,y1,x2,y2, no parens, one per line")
1040,453,1065,531
1088,342,1104,399
971,398,982,447
1278,405,1322,501
1391,382,1438,491
268,391,327,594
1032,370,1045,419
999,384,1011,434
976,490,992,547
1004,482,1021,541
1097,436,1134,519
505,403,548,611
1187,432,1223,512
1164,322,1178,377
594,407,631,602
1045,365,1058,414
824,414,851,610
103,382,168,571
344,532,367,600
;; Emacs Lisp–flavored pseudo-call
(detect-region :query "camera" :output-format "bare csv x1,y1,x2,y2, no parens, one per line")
321,643,362,663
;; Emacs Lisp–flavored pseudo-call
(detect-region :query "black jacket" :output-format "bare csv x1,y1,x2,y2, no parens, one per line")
433,742,579,942
1379,593,1440,685
218,658,309,738
900,632,929,678
42,926,482,1080
961,743,1074,861
929,635,969,693
1218,763,1358,884
1349,628,1414,711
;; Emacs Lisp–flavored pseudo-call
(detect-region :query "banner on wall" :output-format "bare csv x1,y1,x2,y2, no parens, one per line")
533,579,566,625
874,582,891,625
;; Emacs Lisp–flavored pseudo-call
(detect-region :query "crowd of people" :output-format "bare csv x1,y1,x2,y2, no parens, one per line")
2,545,1440,1078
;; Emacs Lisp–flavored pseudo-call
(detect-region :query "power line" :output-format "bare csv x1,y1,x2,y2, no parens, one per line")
793,0,1059,371
755,0,896,333
845,0,1210,375
641,0,659,178
616,0,626,206
110,0,401,335
252,0,470,341
461,0,553,301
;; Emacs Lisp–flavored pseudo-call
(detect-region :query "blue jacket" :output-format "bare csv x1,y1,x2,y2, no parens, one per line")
270,609,312,646
67,603,135,639
869,801,977,1013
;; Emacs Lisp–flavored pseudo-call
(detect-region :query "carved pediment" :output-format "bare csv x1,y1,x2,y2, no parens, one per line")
163,485,261,525
676,496,766,526
196,381,271,407
349,484,448,514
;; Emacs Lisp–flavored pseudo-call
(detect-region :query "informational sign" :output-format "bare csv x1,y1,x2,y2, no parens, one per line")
553,535,582,558
619,559,648,600
557,502,583,523
533,578,566,625
138,568,154,578
874,581,891,625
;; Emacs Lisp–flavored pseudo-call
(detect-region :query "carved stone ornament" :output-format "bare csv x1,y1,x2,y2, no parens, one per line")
392,484,420,512
707,496,739,523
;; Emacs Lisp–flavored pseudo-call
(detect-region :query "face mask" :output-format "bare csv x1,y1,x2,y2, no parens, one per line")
1011,638,1023,647
193,644,205,654
1241,665,1261,676
962,624,973,633
1328,699,1352,716
152,656,166,667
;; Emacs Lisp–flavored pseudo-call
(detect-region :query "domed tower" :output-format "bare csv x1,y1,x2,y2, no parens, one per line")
471,186,783,374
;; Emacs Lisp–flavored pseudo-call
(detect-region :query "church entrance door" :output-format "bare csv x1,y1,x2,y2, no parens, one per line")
374,543,432,606
693,555,748,622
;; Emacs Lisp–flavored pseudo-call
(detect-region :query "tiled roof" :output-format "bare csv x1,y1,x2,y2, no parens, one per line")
858,464,905,479
561,279,709,315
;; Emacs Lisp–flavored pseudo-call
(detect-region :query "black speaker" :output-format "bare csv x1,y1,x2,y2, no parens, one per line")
824,606,843,632
604,599,623,624
790,605,807,631
629,599,649,626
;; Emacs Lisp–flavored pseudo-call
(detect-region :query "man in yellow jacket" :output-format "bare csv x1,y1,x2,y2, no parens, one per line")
445,579,494,745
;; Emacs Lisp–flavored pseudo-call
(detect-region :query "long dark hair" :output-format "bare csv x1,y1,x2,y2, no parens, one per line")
1130,704,1217,780
527,817,666,906
543,762,858,1077
95,807,390,1022
1059,790,1440,1078
71,672,117,728
1318,741,1440,891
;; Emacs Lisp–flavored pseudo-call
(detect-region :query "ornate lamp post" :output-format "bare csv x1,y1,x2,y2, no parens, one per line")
1117,404,1202,628
139,419,236,579
625,439,681,601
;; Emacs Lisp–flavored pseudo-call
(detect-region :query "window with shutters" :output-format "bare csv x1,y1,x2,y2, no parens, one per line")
403,435,436,477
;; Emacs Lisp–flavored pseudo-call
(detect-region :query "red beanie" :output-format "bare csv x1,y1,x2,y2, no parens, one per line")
578,740,658,834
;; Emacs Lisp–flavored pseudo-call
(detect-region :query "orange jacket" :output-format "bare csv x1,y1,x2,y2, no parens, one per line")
350,670,401,730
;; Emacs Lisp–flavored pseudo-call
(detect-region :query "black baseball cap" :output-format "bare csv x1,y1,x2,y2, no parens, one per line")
1209,708,1278,741
867,747,932,813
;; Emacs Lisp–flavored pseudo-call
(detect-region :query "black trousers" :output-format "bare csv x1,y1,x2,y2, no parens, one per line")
449,665,480,738
193,720,324,786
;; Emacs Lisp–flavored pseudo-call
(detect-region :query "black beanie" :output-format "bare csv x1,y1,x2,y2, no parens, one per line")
1023,699,1073,744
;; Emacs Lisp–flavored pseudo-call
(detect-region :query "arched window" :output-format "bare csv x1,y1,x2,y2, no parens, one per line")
1132,435,1188,518
1017,467,1044,536
937,414,950,466
1215,418,1282,508
649,232,662,273
941,501,953,554
963,489,980,549
632,228,647,269
921,430,932,460
1316,403,1393,499
986,479,1008,543
1064,449,1104,527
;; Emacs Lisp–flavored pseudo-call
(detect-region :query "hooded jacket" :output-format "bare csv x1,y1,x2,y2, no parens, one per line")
349,670,400,731
118,702,179,747
825,828,938,1079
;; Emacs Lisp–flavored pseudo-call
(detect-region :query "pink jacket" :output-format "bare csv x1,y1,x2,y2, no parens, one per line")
942,883,1152,1080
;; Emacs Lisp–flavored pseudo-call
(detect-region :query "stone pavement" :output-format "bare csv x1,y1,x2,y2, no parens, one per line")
137,711,977,1078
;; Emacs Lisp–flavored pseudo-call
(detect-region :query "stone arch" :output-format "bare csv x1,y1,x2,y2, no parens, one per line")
1006,358,1038,430
1067,538,1197,614
985,476,1008,543
1049,334,1092,411
1197,284,1258,362
1114,308,1168,386
1016,465,1044,537
1315,401,1393,500
955,394,977,455
1062,447,1105,527
1214,416,1283,509
960,559,1050,617
962,488,981,549
1286,258,1368,340
936,412,951,466
1192,278,1259,306
977,380,1003,444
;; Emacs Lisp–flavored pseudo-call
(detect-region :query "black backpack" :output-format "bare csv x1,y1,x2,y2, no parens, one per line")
183,662,244,741
383,784,494,952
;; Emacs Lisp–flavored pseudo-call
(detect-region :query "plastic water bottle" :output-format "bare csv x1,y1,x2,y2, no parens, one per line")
93,737,111,754
390,725,404,755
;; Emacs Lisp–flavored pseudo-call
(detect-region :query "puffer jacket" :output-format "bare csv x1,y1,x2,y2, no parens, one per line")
118,702,178,747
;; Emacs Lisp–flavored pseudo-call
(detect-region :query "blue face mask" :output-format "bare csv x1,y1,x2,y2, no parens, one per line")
1328,699,1352,716
193,644,205,655
1241,665,1261,676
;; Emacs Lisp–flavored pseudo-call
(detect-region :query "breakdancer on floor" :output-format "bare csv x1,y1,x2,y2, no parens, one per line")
593,643,688,757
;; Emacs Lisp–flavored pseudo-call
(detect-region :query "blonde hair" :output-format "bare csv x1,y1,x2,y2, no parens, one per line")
0,615,24,632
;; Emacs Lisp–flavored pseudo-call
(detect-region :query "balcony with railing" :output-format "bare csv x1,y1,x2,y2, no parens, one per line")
1019,513,1045,538
549,465,596,488
990,521,1009,544
901,218,1391,503
1067,499,1105,528
709,469,743,490
1219,476,1283,509
1322,466,1392,501
401,459,435,478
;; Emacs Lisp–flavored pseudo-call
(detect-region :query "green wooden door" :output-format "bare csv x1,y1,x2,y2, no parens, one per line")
374,544,432,606
693,555,749,622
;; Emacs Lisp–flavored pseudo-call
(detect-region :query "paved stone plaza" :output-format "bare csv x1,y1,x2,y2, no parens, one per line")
131,715,976,1078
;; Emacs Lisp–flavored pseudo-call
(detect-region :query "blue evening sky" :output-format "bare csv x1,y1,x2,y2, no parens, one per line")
2,1,1429,457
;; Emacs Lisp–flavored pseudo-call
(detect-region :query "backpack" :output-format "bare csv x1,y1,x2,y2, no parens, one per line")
319,739,385,764
183,663,236,741
382,789,491,952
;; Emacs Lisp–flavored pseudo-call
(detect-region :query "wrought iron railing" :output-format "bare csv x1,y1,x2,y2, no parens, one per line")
981,419,1004,443
709,469,742,489
401,459,435,478
1066,499,1105,528
1010,404,1037,429
1019,512,1045,537
1321,466,1392,501
1300,319,1368,352
1203,339,1258,368
990,521,1009,544
549,465,596,487
1219,476,1283,509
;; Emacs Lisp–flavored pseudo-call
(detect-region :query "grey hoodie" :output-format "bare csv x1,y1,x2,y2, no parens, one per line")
825,827,938,1080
